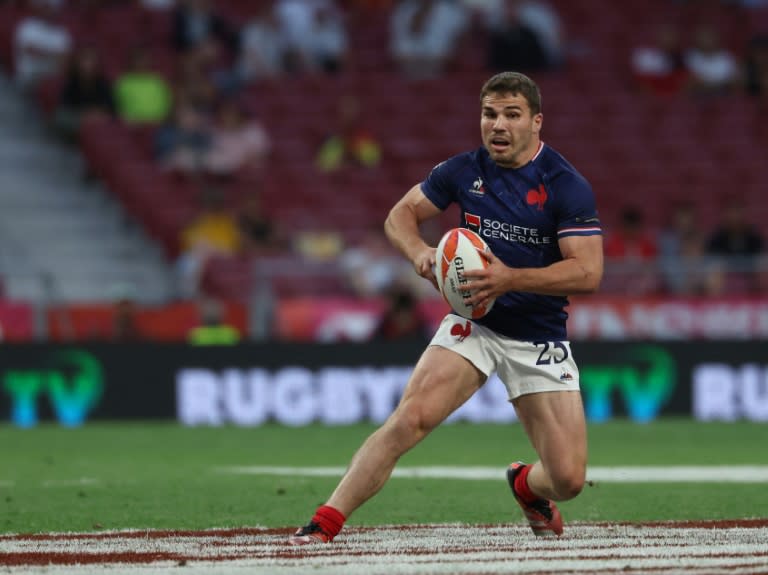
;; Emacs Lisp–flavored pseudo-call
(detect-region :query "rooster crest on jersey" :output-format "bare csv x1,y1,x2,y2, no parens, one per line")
435,228,496,320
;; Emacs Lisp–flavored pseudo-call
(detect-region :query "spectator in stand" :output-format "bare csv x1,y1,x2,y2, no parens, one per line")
520,0,563,68
275,0,349,74
631,22,688,96
112,296,142,341
706,201,764,257
155,96,270,178
604,206,658,261
684,25,741,96
472,0,563,69
745,33,768,100
171,0,239,62
706,202,765,290
237,193,284,254
235,4,289,83
153,98,212,173
203,99,271,180
175,185,241,298
293,229,345,261
704,200,764,293
13,1,71,93
274,0,315,71
175,239,215,299
180,185,241,256
188,298,240,345
315,95,381,172
371,283,430,340
114,46,173,124
307,2,349,74
171,0,239,107
175,53,220,115
658,201,708,294
485,0,549,72
389,0,470,79
54,46,115,141
604,206,659,294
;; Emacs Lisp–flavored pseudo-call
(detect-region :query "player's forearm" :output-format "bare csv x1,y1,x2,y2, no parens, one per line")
384,202,430,263
504,257,603,296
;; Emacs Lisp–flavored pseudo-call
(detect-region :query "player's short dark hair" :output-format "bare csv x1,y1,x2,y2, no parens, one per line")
480,72,542,115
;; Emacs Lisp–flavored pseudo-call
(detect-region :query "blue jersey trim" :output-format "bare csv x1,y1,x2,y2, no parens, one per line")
558,227,602,238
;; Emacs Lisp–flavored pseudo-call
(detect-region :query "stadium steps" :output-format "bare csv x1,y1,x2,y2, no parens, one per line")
0,73,175,303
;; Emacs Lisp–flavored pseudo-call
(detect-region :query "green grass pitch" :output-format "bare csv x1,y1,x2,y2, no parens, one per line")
1,419,766,534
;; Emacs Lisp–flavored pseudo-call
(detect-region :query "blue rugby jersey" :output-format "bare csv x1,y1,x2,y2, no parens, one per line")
421,142,602,341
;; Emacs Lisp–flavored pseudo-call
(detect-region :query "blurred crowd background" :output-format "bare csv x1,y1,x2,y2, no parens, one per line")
0,0,766,343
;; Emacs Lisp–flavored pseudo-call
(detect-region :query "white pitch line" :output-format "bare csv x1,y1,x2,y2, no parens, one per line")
217,465,768,483
3,523,768,575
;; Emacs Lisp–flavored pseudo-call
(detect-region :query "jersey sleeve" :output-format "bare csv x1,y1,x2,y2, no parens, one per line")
552,172,602,239
420,158,460,210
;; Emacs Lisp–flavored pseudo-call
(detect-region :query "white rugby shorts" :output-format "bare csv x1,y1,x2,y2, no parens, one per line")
429,314,581,400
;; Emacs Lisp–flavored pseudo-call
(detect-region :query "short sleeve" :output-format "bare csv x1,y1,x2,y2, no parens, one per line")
420,159,459,211
553,172,602,239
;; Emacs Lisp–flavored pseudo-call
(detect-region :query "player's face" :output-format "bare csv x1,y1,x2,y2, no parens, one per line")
480,92,542,169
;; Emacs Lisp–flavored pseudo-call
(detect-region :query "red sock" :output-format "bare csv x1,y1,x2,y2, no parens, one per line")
513,464,540,504
311,505,346,541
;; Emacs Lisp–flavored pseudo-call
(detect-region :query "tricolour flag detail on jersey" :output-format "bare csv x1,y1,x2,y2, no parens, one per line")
557,226,602,237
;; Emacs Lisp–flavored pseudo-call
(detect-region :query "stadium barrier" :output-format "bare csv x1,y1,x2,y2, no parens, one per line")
3,296,767,342
1,342,766,427
274,296,768,341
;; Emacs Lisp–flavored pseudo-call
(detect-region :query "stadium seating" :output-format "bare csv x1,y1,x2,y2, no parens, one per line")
1,0,766,303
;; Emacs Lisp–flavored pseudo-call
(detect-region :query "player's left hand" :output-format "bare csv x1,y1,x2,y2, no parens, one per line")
462,251,512,307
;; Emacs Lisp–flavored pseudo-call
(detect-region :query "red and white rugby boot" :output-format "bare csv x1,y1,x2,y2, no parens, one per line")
507,462,564,537
288,521,332,545
288,505,346,545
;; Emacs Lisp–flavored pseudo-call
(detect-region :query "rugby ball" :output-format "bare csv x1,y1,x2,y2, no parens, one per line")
435,228,495,320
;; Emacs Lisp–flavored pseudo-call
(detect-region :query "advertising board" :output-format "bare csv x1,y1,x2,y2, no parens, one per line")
1,342,766,426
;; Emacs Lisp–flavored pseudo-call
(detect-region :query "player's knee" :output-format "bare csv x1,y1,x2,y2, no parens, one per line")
393,401,439,440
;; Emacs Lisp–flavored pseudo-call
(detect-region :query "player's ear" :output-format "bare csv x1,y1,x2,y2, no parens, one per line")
532,113,543,134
